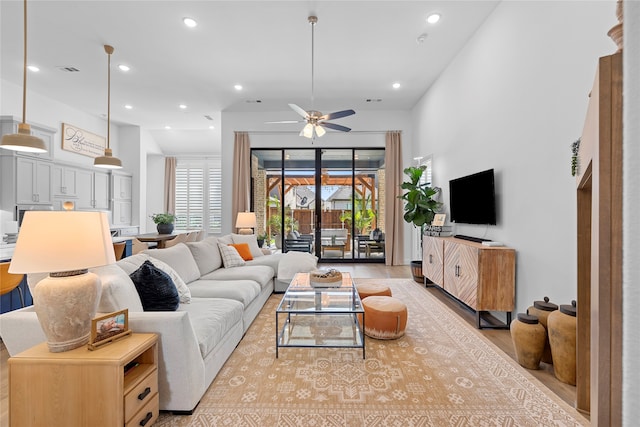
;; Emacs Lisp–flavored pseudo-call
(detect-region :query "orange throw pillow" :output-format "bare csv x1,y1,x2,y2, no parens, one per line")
229,243,253,261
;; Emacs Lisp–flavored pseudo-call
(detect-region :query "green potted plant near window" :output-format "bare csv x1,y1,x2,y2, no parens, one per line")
399,165,442,283
151,213,176,234
256,233,268,248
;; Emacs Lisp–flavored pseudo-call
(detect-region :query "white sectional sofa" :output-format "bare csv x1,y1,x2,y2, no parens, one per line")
0,234,317,413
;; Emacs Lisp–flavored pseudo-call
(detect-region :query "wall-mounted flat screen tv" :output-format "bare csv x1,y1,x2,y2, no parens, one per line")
449,169,497,225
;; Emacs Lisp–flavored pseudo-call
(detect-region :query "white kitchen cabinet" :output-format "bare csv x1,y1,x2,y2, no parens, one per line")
52,165,79,198
15,157,53,205
75,169,110,210
111,172,133,226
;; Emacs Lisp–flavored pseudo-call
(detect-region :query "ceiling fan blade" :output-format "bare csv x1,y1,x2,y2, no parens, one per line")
288,104,309,119
320,109,356,121
264,120,305,124
319,122,352,132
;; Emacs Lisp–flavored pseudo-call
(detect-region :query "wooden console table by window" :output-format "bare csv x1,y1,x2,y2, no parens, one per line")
9,333,159,427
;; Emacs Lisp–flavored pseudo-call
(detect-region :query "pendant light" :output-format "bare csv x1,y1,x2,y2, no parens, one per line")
94,44,122,169
0,0,47,153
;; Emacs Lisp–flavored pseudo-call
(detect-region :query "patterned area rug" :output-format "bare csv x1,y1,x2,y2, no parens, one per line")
156,279,588,426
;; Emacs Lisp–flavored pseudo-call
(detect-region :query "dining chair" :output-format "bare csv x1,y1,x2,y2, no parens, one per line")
185,231,199,242
131,238,149,255
112,242,126,261
163,233,188,248
1,262,25,308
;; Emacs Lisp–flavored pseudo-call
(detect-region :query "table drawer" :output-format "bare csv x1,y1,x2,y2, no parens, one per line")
124,369,158,422
125,393,158,427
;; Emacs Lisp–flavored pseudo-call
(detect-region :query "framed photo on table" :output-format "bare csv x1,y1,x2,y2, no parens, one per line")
88,309,132,350
432,214,446,227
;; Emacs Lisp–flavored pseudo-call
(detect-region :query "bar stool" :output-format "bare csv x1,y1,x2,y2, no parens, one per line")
1,262,25,308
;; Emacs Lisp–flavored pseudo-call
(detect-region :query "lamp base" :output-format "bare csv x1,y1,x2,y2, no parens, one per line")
32,271,102,352
237,228,253,235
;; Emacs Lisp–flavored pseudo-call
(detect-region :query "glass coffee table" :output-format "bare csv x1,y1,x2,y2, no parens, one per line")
276,272,365,358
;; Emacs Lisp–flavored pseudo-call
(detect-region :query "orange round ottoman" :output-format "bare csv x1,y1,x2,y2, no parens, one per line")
362,296,407,339
356,283,392,300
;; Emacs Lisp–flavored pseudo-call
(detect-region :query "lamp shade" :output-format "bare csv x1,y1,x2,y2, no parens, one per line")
0,123,47,153
235,212,257,229
9,211,115,274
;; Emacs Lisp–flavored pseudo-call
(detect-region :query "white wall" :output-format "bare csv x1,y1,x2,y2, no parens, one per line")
221,109,414,259
623,1,640,424
411,1,616,315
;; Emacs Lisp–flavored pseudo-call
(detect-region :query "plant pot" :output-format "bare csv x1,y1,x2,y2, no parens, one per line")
157,223,174,234
257,238,265,248
410,260,424,283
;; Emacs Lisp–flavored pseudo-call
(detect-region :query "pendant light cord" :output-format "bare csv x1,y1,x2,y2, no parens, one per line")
21,0,28,124
107,48,111,149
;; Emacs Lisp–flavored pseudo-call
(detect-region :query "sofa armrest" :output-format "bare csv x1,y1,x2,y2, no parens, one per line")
127,311,206,411
0,307,46,355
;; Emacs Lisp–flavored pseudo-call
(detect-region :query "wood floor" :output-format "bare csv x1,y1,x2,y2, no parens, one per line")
0,263,582,426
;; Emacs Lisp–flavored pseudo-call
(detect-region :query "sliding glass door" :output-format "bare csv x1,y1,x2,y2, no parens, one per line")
251,148,385,263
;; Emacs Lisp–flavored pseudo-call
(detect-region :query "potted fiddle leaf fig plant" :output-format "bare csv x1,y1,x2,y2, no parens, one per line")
151,213,176,234
399,165,442,282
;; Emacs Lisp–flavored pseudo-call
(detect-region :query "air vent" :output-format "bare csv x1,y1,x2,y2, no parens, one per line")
366,98,382,103
245,99,262,103
204,115,214,121
57,66,80,72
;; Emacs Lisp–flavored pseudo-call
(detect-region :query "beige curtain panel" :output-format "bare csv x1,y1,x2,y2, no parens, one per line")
164,157,177,214
232,131,251,231
385,131,404,266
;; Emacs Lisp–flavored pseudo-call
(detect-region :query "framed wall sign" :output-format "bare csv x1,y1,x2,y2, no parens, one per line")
61,123,106,158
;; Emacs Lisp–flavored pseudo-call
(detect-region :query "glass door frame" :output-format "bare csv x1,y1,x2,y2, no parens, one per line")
250,147,385,264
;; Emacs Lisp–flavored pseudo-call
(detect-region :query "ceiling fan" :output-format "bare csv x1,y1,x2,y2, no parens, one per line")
267,15,355,139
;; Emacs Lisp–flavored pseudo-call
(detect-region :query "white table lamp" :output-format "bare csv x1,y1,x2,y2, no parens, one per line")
235,212,257,235
9,211,116,352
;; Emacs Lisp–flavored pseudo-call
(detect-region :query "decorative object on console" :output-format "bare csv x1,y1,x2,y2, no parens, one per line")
9,210,115,352
0,0,47,153
151,212,176,234
93,44,122,169
309,269,343,288
235,211,257,235
432,213,446,227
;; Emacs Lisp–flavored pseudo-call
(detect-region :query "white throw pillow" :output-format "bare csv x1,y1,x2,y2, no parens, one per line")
232,233,264,258
218,243,246,268
186,236,222,275
142,243,201,285
117,253,191,304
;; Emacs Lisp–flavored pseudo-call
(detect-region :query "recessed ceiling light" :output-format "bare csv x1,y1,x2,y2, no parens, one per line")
179,104,187,109
27,65,39,72
392,82,401,89
118,64,130,72
124,105,133,109
427,13,441,24
234,84,243,91
165,126,171,130
183,17,197,28
209,126,215,130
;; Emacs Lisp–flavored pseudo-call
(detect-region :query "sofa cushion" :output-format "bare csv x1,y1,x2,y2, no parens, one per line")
130,260,180,311
92,263,144,313
231,234,264,258
188,279,261,306
186,236,222,275
244,252,285,276
142,243,201,285
181,297,244,358
201,265,274,290
229,243,253,261
218,243,246,268
117,253,191,303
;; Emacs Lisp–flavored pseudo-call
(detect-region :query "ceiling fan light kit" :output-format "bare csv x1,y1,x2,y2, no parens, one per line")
268,15,356,139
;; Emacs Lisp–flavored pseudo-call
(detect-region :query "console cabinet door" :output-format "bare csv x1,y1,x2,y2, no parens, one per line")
443,240,479,309
422,236,444,287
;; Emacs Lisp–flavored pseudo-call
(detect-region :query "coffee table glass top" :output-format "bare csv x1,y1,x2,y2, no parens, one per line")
275,272,365,358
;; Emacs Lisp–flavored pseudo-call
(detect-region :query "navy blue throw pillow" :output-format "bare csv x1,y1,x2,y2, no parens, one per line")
129,260,179,311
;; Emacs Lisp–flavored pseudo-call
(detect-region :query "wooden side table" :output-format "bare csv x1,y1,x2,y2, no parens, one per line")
9,333,159,427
